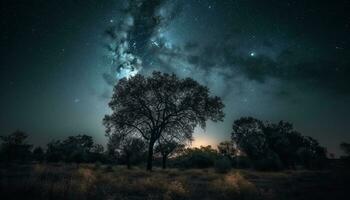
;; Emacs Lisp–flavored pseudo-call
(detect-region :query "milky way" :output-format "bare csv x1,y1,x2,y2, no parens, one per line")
1,0,349,155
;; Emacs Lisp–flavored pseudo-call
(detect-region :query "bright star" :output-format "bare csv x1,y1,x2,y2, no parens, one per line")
152,41,159,47
250,52,256,57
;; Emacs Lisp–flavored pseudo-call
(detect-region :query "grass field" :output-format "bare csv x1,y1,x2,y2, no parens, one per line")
0,163,349,200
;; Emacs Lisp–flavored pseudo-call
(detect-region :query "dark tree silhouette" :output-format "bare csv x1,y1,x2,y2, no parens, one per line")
104,71,224,170
89,144,105,163
231,117,268,160
0,130,32,162
155,139,185,169
107,133,146,169
32,146,45,162
340,142,350,166
340,142,350,156
46,140,64,162
232,117,327,170
217,140,236,159
62,135,94,163
46,135,103,163
298,136,327,169
264,121,305,168
177,145,218,168
91,144,104,154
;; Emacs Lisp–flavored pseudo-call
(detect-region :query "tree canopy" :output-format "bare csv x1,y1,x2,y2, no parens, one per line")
104,71,224,170
0,130,32,162
232,117,327,170
45,134,104,163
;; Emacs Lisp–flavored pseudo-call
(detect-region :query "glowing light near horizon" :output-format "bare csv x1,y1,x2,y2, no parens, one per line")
191,136,217,148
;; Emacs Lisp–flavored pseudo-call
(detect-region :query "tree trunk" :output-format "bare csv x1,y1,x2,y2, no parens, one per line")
162,155,167,169
146,140,155,171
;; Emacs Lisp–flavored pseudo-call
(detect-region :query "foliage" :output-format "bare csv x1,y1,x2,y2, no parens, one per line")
232,117,268,160
214,157,232,173
340,142,350,167
32,147,45,162
0,130,32,162
264,121,305,168
63,135,94,163
340,142,350,157
155,139,185,169
232,117,327,170
46,140,64,162
232,156,252,169
103,71,224,170
217,140,236,159
175,145,219,168
107,134,146,169
45,135,105,163
253,151,283,171
298,136,328,169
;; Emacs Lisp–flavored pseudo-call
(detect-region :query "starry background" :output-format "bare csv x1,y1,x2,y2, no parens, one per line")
1,0,350,155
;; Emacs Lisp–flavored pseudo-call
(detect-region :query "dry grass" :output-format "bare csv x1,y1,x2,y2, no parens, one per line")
0,163,348,200
0,164,260,200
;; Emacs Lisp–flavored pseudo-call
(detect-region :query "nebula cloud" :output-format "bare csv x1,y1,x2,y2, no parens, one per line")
103,0,183,84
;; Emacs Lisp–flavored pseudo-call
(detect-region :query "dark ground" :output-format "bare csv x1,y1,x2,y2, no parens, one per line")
0,163,349,200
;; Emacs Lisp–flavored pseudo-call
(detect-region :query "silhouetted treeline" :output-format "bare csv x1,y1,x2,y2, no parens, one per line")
0,131,107,164
231,117,328,170
45,135,106,163
1,121,347,171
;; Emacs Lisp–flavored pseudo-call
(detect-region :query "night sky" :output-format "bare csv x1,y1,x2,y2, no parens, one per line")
1,0,350,155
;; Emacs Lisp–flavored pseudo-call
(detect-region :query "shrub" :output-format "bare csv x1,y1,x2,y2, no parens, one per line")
232,156,252,169
174,146,218,169
214,157,232,173
163,180,188,200
253,152,283,171
103,165,114,172
210,172,259,200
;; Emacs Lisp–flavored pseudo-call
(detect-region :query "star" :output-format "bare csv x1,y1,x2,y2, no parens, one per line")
250,52,256,57
74,98,80,103
151,41,159,47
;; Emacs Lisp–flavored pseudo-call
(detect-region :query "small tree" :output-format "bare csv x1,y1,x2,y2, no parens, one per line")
46,140,64,162
340,142,350,166
264,121,305,169
155,139,185,169
104,71,224,170
45,135,99,163
340,142,350,157
32,147,45,162
0,130,32,162
62,135,94,163
298,136,327,169
107,133,146,169
90,144,105,162
177,145,218,168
